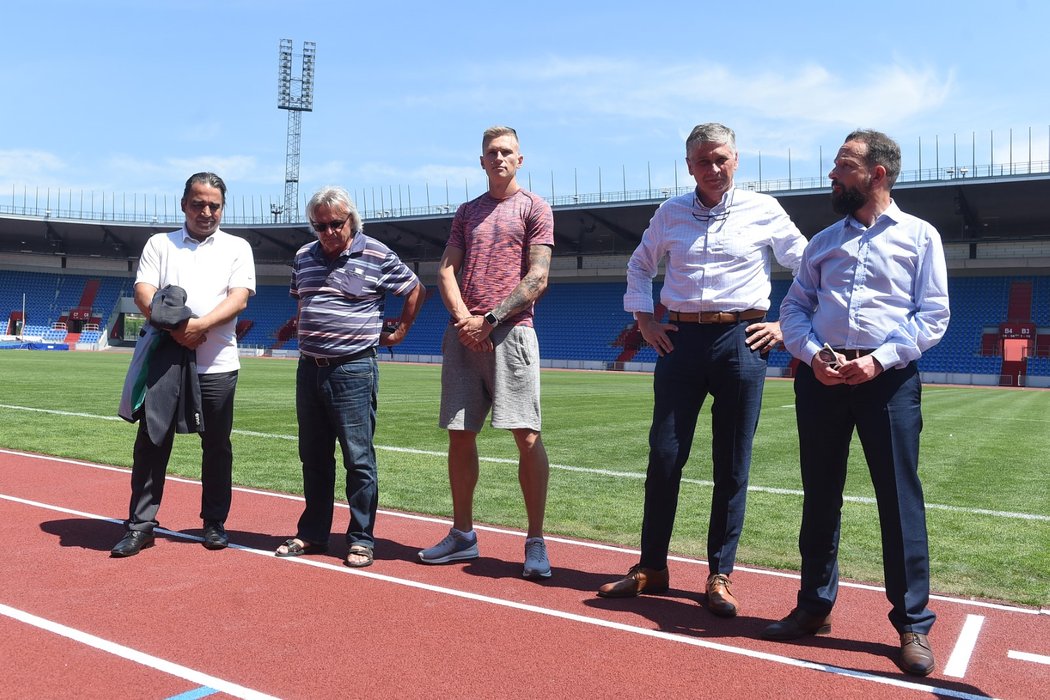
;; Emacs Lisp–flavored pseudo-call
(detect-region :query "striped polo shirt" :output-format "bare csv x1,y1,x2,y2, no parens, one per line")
290,232,419,359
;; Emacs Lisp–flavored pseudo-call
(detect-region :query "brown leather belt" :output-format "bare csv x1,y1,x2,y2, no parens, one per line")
833,348,876,361
302,346,377,367
668,309,766,324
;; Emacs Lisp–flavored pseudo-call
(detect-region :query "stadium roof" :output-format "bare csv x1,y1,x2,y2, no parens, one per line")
1,173,1048,266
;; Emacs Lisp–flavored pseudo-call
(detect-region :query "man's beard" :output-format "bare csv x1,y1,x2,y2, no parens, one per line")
831,183,869,216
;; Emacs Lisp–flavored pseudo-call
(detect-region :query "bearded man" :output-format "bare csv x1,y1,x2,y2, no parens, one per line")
765,130,950,677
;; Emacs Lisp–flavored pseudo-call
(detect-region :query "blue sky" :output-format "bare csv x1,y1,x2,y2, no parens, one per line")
3,0,1049,218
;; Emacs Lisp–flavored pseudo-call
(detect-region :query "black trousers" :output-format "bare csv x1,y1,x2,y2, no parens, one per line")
126,370,238,532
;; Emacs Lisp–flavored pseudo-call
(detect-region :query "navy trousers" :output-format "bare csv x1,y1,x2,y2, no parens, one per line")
793,361,936,634
639,320,767,574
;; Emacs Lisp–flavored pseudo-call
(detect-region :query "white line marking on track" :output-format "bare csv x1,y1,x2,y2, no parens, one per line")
943,614,984,677
0,603,279,700
0,447,1042,617
1007,650,1050,665
1,492,995,700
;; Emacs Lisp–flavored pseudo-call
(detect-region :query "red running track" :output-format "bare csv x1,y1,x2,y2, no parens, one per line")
1,448,1047,699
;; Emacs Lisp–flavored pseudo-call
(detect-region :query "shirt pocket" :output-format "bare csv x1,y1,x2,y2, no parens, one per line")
722,233,753,258
340,266,374,297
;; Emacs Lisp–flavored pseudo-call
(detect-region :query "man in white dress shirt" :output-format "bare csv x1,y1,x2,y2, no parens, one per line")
597,123,807,616
763,130,949,677
112,172,256,558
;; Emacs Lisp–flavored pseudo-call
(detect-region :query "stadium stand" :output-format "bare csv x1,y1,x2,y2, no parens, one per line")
3,166,1050,385
3,268,1049,385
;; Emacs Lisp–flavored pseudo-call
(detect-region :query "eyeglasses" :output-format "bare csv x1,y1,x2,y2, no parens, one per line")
691,191,733,224
310,217,349,234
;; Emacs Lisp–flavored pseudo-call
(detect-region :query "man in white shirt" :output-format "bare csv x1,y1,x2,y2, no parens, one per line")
112,172,256,557
765,130,949,677
598,123,807,616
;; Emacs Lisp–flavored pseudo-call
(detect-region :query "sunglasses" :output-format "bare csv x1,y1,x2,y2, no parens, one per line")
310,218,349,234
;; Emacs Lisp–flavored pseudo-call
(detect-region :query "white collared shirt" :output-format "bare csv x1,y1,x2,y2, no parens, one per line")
624,188,806,314
779,200,950,370
135,226,256,373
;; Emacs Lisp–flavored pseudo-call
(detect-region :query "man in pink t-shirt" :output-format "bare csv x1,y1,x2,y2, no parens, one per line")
418,126,556,580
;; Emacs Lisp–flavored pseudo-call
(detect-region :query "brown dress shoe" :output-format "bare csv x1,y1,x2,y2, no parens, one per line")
898,632,935,676
760,607,832,640
706,573,739,617
597,564,669,598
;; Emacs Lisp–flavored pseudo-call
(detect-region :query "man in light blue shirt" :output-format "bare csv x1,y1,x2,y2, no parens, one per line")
766,130,950,677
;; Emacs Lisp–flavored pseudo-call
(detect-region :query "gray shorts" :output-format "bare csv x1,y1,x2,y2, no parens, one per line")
439,324,542,433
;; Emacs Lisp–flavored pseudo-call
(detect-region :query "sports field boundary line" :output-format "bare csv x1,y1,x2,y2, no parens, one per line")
1,404,1047,523
2,447,1044,618
0,490,994,700
0,602,279,700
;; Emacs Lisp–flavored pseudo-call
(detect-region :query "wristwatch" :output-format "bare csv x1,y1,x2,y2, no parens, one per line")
483,311,500,328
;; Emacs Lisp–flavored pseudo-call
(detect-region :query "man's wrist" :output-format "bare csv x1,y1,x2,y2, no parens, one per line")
483,311,501,328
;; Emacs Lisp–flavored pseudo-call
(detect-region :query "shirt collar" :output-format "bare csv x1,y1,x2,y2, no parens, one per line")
180,226,217,245
845,199,903,231
694,187,734,212
311,230,365,262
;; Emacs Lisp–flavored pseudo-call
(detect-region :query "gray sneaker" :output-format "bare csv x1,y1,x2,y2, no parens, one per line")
418,528,479,564
523,537,552,579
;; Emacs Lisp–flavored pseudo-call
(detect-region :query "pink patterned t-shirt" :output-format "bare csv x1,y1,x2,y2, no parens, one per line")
446,189,555,327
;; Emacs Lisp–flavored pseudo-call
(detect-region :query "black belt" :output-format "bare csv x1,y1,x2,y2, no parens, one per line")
668,309,766,324
833,348,876,360
301,346,377,367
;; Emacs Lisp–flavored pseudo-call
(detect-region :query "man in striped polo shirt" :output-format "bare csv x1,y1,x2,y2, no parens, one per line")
418,126,556,579
275,186,425,568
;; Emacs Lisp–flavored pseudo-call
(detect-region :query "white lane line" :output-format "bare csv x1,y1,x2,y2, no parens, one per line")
0,447,1043,617
2,408,1047,523
0,603,280,700
0,492,994,700
1007,650,1050,665
943,614,984,677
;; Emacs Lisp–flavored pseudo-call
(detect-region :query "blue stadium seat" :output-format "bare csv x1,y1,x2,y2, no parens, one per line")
2,270,1048,380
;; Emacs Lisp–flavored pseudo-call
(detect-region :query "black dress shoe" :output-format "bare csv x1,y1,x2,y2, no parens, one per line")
111,530,155,558
202,522,228,550
760,607,832,640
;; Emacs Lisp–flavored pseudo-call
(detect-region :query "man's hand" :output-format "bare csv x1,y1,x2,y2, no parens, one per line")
745,320,781,352
170,318,208,350
811,349,883,386
637,314,677,356
838,355,883,385
811,348,844,386
454,315,494,352
379,322,403,347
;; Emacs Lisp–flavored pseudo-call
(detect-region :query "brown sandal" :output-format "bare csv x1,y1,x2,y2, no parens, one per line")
275,538,327,558
345,544,374,568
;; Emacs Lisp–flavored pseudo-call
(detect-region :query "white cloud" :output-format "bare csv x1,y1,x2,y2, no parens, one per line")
427,56,955,138
0,150,69,186
352,162,484,189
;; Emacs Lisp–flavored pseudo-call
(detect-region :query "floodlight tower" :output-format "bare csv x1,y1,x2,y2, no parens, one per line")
277,39,316,223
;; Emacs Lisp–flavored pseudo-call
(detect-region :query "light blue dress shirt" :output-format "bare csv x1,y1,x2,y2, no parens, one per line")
780,200,950,370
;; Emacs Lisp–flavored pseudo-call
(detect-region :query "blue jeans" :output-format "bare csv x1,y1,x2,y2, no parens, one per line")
639,320,767,574
295,355,379,548
794,361,935,634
